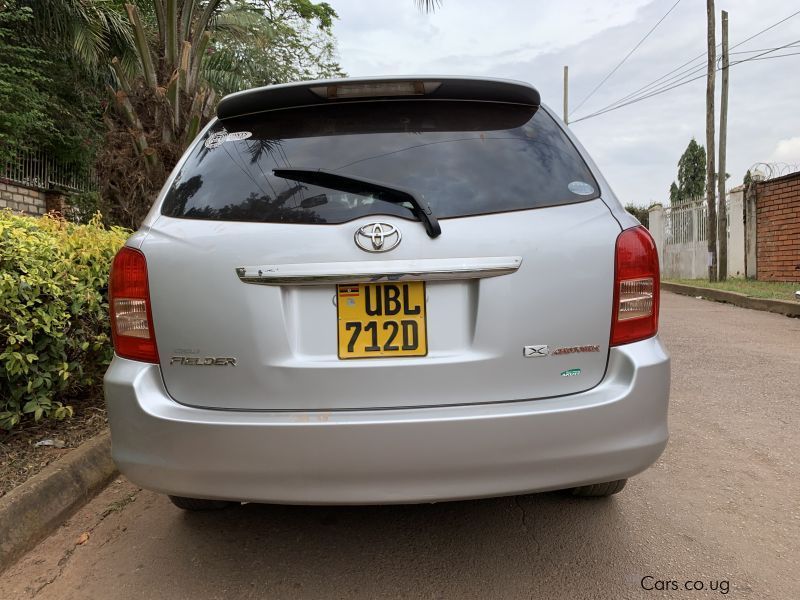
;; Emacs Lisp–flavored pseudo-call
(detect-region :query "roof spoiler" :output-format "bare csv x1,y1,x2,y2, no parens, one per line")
216,76,540,120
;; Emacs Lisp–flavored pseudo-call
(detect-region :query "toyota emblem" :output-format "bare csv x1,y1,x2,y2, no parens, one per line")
354,222,402,253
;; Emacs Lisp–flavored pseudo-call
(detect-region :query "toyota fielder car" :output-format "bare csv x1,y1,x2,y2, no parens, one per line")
104,76,670,510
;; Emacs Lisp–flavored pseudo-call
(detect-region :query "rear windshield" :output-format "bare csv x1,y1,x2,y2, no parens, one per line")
161,101,599,223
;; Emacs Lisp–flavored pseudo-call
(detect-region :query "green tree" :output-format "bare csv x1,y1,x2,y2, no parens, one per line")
0,5,51,165
261,0,342,81
98,0,344,227
205,0,344,96
674,138,706,204
1,0,134,179
669,181,681,204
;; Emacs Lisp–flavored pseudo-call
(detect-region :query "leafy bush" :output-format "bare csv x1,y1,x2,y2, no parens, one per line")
64,191,103,224
624,203,652,229
0,211,129,429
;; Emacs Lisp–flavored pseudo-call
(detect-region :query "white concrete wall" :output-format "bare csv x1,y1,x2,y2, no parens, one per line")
727,189,745,277
662,242,709,279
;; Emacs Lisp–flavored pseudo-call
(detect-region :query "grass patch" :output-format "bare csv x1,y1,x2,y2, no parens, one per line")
665,278,799,301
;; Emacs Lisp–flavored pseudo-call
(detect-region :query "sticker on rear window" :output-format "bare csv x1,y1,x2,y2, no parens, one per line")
204,131,228,149
226,131,252,142
204,131,252,148
568,181,595,195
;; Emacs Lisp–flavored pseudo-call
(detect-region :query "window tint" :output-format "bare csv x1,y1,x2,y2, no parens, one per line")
162,101,599,223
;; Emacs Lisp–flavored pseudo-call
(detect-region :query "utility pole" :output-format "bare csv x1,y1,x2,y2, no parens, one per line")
563,65,569,125
706,0,718,282
717,10,729,281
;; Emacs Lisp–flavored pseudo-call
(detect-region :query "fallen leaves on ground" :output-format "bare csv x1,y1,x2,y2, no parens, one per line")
0,405,108,497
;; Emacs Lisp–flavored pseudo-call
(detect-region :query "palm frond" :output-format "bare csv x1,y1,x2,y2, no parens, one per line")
116,51,143,83
210,5,274,46
202,48,256,96
24,0,135,74
70,17,107,67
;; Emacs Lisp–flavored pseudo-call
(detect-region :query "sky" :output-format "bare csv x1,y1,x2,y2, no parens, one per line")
326,0,800,207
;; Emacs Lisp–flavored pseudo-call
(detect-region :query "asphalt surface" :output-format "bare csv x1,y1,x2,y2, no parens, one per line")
2,292,799,599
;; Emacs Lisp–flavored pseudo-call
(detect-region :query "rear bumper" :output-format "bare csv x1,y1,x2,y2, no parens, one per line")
104,337,669,504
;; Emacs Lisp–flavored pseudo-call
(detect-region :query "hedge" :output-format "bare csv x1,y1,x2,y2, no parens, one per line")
0,211,129,429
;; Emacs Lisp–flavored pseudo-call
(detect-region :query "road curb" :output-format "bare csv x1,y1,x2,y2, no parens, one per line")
662,282,800,317
0,430,117,573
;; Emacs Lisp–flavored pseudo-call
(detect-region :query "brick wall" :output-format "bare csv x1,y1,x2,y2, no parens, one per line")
755,171,800,282
0,179,47,215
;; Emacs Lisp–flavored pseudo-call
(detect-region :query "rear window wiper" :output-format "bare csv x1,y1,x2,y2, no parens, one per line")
273,168,441,238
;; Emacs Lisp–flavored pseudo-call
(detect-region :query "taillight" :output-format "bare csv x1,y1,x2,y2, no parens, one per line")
109,247,159,363
610,226,660,346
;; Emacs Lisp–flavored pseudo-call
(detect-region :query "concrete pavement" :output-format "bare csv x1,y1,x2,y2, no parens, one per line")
2,292,798,599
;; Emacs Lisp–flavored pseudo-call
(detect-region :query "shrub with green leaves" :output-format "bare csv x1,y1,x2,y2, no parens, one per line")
0,211,129,429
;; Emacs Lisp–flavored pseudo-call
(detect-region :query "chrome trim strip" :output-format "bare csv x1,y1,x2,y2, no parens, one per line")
235,257,522,285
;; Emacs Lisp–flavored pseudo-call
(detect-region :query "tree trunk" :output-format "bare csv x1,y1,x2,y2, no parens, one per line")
125,4,157,90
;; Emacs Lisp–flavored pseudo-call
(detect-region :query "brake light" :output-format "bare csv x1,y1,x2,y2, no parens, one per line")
610,226,660,346
309,80,441,99
109,247,159,363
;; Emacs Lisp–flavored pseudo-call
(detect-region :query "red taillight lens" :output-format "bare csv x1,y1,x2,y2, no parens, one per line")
610,226,660,346
109,247,159,363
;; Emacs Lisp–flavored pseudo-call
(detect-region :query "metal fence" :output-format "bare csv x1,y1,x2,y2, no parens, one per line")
664,198,732,246
2,149,97,193
664,199,706,245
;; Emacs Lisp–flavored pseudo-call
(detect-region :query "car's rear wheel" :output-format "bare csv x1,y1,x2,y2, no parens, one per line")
570,478,627,497
168,495,236,511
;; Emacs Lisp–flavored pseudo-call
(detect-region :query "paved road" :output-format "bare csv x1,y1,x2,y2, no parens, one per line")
3,292,799,599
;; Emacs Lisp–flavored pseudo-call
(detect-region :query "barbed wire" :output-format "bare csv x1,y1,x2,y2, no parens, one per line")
569,0,684,117
747,162,800,181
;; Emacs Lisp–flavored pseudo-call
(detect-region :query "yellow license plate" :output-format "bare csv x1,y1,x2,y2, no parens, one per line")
337,282,427,359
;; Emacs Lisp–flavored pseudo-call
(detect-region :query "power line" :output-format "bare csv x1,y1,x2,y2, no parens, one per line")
729,43,800,55
571,37,800,123
573,41,800,123
597,7,800,114
572,7,800,120
727,8,800,50
603,58,708,112
730,41,800,64
568,0,683,116
598,40,800,114
571,49,790,124
579,56,718,121
744,50,800,61
603,53,708,115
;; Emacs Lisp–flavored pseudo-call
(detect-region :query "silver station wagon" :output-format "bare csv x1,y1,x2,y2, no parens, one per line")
104,76,670,510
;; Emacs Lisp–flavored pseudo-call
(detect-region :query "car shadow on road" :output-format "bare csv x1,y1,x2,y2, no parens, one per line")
164,490,640,598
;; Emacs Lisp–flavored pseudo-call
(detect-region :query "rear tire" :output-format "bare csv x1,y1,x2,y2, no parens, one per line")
570,478,627,497
168,495,235,511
